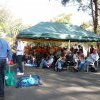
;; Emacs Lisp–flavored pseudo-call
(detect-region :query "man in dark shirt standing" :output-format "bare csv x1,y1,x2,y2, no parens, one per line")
0,38,12,98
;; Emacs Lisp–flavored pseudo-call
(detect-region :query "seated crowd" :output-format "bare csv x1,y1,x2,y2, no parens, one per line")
12,44,99,72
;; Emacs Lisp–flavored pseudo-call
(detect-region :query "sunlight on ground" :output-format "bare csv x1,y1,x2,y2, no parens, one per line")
93,72,100,75
57,87,100,93
36,89,51,94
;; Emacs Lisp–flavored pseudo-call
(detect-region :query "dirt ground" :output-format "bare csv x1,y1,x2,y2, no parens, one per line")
4,66,100,100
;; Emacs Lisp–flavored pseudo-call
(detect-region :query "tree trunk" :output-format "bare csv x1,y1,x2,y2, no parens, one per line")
93,0,98,34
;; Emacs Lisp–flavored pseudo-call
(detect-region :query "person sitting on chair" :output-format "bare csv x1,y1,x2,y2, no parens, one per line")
79,49,99,71
40,54,54,68
55,53,66,72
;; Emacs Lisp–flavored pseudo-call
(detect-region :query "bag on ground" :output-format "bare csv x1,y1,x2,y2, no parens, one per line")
5,66,16,86
16,75,41,88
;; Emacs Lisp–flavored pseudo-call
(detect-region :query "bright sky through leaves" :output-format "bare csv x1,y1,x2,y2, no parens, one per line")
0,0,92,26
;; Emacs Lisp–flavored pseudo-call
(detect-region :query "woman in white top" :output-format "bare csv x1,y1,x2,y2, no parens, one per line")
79,49,99,71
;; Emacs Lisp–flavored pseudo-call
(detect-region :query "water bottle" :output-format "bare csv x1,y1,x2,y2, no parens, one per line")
29,74,35,84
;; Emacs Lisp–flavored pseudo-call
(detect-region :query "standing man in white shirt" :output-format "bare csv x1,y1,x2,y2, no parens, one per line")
16,39,25,75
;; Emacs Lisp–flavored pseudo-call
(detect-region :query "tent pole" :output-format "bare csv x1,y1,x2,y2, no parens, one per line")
68,40,70,50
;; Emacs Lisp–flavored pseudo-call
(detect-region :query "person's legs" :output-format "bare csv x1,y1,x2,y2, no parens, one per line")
78,62,85,71
17,55,24,73
83,61,91,71
55,60,63,70
79,61,91,71
0,59,6,97
40,59,44,68
40,59,48,68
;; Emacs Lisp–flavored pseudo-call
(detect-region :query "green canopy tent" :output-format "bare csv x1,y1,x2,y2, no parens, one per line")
17,22,100,42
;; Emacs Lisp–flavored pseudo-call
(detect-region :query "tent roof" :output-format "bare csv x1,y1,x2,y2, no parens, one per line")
17,22,100,42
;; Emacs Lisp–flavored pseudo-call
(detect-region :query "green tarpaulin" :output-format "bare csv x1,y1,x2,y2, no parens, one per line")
17,22,100,42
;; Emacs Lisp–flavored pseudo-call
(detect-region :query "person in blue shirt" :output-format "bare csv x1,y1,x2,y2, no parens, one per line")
0,38,12,97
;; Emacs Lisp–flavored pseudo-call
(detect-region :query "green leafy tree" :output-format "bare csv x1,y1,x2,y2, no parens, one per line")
8,18,25,38
53,0,99,34
81,22,92,29
0,7,26,41
0,7,10,33
51,13,72,24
